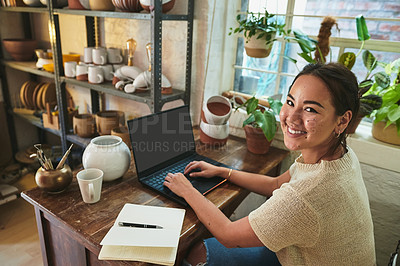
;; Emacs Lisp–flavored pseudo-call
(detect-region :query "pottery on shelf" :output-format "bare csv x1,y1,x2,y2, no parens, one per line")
2,39,37,61
139,0,175,13
39,0,68,7
82,135,131,181
112,0,143,12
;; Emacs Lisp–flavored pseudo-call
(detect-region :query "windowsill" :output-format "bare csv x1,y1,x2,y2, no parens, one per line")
347,123,399,173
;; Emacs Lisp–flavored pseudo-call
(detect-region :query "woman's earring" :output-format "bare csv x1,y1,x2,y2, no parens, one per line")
336,130,342,139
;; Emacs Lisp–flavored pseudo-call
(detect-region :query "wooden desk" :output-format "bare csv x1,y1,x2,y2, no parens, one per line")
22,133,289,266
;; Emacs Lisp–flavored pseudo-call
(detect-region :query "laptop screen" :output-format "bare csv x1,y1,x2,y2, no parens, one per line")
127,105,196,175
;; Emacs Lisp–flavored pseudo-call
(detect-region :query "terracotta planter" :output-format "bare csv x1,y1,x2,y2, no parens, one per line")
244,125,273,154
347,115,363,134
372,121,400,146
244,33,275,58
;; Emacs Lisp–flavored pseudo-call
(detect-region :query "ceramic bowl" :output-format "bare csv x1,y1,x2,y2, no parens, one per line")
201,95,232,125
112,0,143,12
2,39,37,61
139,0,175,13
89,0,114,10
39,0,68,7
23,0,44,6
68,0,86,9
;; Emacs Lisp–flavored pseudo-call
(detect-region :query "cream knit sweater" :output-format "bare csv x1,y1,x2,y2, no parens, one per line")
249,147,375,265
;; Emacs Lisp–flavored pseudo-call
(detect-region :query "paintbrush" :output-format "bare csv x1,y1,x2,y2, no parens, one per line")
56,144,73,170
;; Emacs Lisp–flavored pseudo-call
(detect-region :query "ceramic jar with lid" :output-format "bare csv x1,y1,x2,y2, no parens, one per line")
82,135,131,181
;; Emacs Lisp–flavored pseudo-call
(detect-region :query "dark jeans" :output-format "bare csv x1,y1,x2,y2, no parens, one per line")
203,237,281,266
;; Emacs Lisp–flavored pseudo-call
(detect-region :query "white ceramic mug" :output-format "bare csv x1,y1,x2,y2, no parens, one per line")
76,168,103,204
202,95,232,125
107,47,123,64
64,61,77,78
92,47,107,65
100,64,113,81
83,47,94,63
88,65,104,84
76,63,89,81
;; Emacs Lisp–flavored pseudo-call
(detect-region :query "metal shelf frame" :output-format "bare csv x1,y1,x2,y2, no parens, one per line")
0,0,194,155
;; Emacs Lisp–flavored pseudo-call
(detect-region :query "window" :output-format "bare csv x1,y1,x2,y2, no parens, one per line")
233,0,400,100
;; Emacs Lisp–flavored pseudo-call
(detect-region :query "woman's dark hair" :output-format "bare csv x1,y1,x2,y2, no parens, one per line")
289,63,360,156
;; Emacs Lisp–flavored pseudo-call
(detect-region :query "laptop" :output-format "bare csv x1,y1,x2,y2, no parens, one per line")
127,105,229,206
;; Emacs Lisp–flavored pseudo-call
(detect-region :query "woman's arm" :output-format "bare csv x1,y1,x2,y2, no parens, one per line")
164,173,264,248
185,161,291,197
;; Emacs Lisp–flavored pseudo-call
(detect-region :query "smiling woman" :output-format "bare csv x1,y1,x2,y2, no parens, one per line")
280,63,359,163
164,63,376,265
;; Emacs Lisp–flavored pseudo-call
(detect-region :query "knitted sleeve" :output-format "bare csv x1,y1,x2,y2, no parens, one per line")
248,184,320,252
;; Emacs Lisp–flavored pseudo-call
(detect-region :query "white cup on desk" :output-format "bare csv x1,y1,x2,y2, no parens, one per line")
88,65,104,84
77,168,103,204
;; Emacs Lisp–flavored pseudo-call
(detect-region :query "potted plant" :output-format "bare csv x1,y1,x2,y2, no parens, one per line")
238,96,282,154
367,57,400,145
229,10,288,58
345,50,383,133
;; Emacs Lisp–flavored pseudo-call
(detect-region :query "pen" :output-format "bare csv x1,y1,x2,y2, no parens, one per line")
118,222,163,229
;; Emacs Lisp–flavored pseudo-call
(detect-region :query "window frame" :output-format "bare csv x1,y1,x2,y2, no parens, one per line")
233,0,400,97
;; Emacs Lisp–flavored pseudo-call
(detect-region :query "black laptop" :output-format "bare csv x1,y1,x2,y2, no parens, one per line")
127,105,229,206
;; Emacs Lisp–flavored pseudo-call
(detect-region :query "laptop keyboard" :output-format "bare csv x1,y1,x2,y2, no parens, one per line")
142,155,221,191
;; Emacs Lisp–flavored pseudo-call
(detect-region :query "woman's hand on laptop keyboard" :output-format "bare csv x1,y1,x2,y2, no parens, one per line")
184,161,225,179
164,172,194,198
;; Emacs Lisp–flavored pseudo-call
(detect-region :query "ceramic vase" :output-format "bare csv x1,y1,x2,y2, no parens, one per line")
82,135,131,181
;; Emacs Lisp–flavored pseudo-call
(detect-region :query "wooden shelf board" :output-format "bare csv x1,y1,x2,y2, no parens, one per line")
3,61,55,79
63,77,185,105
13,108,61,137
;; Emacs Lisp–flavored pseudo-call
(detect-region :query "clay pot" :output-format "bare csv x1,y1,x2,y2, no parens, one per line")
35,165,73,193
96,110,125,135
89,0,114,10
73,113,96,138
244,125,272,154
112,0,143,12
68,0,86,9
111,126,131,149
2,39,37,61
372,121,400,146
139,0,175,13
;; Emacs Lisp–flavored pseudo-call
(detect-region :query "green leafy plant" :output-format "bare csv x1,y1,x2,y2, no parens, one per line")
229,10,288,46
366,58,400,134
239,96,282,141
338,15,370,70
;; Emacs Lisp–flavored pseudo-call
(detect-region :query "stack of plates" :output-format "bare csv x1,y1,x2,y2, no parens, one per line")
19,81,57,110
